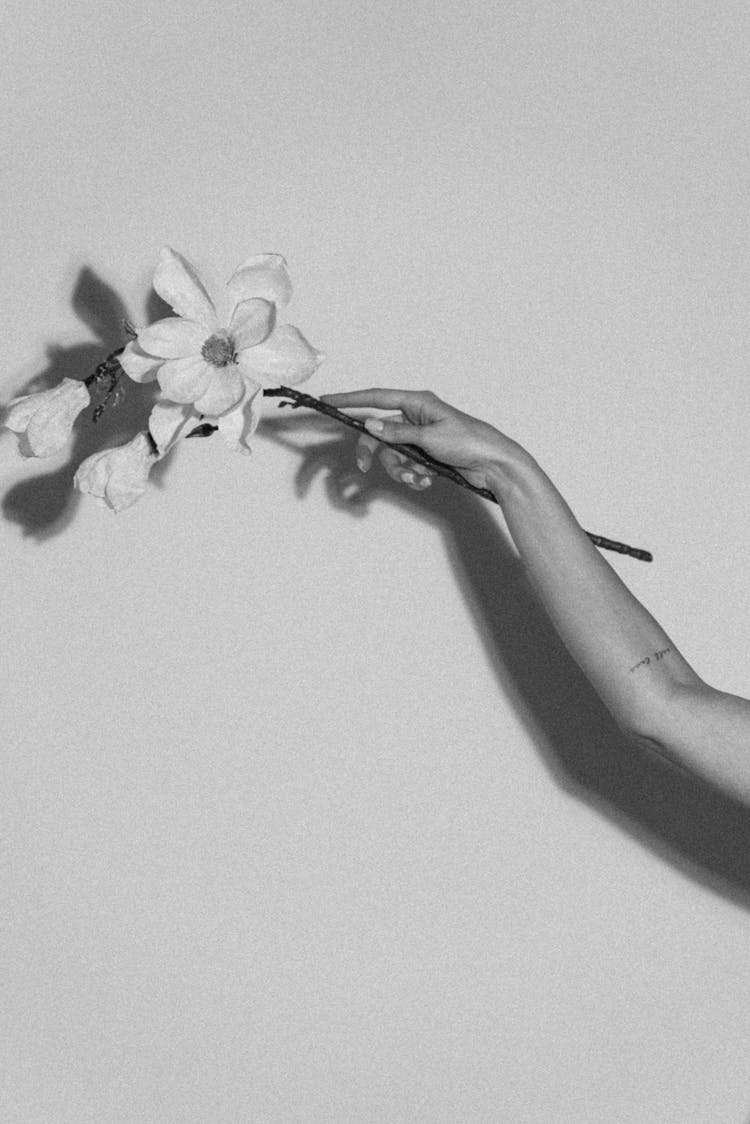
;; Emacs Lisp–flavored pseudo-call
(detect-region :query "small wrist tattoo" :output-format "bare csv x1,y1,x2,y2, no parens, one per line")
629,646,673,673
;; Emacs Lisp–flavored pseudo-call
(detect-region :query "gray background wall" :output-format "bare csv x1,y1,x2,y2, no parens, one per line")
2,1,750,1120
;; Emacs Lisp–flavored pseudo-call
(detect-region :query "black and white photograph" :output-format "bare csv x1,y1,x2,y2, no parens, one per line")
2,1,749,1119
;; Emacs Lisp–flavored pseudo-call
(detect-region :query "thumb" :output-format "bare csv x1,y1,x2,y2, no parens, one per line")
364,416,425,445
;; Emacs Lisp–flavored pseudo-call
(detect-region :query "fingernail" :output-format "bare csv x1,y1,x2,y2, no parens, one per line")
356,456,369,472
364,418,384,435
402,472,415,484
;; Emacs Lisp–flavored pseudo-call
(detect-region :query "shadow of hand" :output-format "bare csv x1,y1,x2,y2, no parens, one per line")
261,401,750,909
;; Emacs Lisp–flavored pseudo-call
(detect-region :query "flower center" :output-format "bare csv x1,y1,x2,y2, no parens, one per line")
201,332,235,368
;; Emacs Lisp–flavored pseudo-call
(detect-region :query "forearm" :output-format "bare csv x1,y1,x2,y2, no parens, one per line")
485,447,704,738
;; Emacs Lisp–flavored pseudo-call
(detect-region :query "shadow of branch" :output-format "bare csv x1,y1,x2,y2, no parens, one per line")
259,401,750,910
1,268,171,540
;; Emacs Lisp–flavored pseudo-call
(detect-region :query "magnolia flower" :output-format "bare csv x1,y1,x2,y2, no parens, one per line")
119,247,324,454
3,377,90,457
145,383,265,458
147,399,199,456
74,431,156,512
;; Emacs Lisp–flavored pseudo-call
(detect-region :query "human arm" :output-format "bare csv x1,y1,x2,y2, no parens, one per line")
485,450,750,802
319,388,750,803
636,683,750,800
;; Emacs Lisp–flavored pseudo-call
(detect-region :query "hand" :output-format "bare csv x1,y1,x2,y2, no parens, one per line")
318,388,517,493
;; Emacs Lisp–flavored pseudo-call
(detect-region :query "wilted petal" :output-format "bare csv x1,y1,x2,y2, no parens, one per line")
216,380,264,455
226,253,293,311
157,354,213,404
148,400,195,454
138,317,207,360
192,365,245,416
153,247,218,329
4,378,90,457
229,298,275,350
237,324,324,387
119,340,161,383
74,431,155,512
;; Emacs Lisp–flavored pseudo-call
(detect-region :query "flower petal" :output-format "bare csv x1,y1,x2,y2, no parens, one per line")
237,324,324,387
74,449,114,500
148,400,195,454
4,378,90,457
229,298,275,350
137,317,207,360
74,432,155,512
119,341,161,383
4,395,40,433
157,355,213,404
216,380,264,455
153,247,218,330
106,438,154,510
192,365,245,417
226,254,293,311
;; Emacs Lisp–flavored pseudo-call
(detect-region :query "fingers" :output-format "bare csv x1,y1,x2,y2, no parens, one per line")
338,400,439,492
354,413,403,472
379,447,434,489
320,388,443,433
363,415,425,445
355,434,435,490
320,388,430,412
355,433,378,472
321,387,448,447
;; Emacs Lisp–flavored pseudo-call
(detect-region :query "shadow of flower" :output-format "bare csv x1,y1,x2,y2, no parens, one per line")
1,268,170,539
259,401,750,910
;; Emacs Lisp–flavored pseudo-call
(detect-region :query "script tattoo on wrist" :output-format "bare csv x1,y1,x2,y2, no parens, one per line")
629,647,673,673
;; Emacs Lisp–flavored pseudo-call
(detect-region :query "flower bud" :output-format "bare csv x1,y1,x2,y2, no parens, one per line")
3,378,90,457
74,432,156,512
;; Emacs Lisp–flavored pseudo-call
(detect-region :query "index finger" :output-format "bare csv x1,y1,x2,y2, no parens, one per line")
319,388,426,412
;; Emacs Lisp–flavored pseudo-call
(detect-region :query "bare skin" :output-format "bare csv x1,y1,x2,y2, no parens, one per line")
320,388,750,805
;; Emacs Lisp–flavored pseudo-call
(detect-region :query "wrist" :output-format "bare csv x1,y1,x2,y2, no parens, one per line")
483,441,541,503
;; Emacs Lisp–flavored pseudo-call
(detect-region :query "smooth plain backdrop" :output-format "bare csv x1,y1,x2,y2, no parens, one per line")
2,1,750,1121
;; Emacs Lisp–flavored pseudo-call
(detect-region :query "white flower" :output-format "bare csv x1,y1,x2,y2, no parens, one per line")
146,399,197,456
74,431,156,512
145,383,265,459
3,377,90,457
119,247,324,455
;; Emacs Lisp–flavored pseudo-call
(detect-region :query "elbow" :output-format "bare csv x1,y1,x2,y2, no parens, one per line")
618,705,683,771
622,708,667,751
617,680,691,755
619,718,667,754
620,677,714,769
